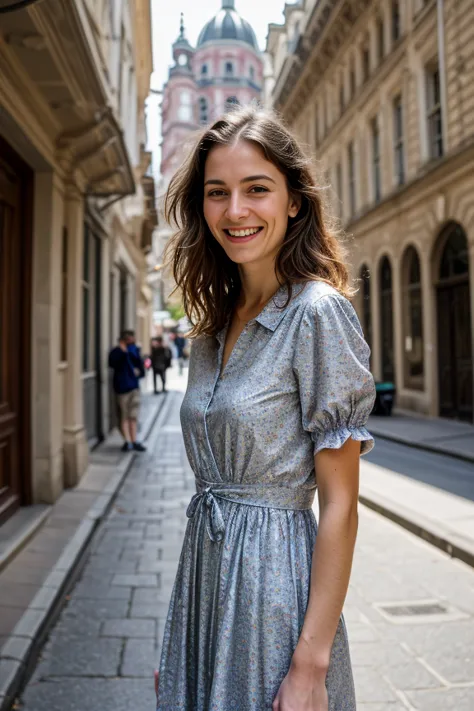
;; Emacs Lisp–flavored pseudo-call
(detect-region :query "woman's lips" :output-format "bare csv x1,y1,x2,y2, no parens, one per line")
223,227,263,243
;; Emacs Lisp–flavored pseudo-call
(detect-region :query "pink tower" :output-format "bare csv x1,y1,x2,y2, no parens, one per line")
160,3,263,183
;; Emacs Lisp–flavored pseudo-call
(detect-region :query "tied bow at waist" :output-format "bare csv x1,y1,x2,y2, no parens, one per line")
186,477,316,543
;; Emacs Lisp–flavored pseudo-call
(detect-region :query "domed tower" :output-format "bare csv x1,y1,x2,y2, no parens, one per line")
160,15,199,183
194,0,263,124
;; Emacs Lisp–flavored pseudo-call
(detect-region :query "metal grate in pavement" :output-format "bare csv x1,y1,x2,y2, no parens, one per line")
373,599,468,625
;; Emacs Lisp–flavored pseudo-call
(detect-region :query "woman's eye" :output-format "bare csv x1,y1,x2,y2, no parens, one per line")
249,186,268,194
208,189,226,197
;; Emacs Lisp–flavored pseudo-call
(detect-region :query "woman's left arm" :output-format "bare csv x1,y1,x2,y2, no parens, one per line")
272,440,360,710
294,438,360,673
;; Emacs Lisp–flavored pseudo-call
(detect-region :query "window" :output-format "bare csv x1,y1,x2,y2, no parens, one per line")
348,142,356,216
380,257,395,382
225,96,239,110
178,89,192,121
392,1,401,42
336,162,343,218
377,16,384,61
359,264,372,352
402,246,424,388
426,65,443,159
362,45,370,82
60,226,68,362
201,64,208,76
249,65,254,80
82,224,100,373
199,96,208,124
393,94,405,186
225,61,233,77
372,117,381,202
350,67,356,97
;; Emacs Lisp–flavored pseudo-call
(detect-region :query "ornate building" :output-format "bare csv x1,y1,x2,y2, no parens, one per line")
155,0,263,307
267,0,474,423
0,0,155,525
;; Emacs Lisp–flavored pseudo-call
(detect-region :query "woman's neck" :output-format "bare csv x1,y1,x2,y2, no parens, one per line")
236,264,282,316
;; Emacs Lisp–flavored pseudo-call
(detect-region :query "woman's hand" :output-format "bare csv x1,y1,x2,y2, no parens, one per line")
272,645,329,711
154,669,160,698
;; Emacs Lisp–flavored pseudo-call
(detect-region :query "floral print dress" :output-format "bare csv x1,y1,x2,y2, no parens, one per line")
156,280,376,710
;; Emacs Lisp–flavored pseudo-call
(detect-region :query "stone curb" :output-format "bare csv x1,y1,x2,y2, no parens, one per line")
359,488,474,570
370,430,474,465
0,394,170,711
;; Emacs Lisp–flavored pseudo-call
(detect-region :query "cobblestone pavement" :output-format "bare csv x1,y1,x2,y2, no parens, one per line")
18,385,474,711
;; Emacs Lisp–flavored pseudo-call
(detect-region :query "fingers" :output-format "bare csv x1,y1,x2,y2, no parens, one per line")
154,669,160,696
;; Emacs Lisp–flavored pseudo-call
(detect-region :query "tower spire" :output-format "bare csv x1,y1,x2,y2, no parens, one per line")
179,12,185,39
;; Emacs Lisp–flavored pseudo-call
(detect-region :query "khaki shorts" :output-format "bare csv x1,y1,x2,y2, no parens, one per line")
116,389,140,421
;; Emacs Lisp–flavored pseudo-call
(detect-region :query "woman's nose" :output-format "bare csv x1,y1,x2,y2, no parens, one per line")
225,192,249,221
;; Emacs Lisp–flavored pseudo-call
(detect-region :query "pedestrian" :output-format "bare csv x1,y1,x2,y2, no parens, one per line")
150,336,172,393
108,330,146,452
174,332,187,374
155,106,375,710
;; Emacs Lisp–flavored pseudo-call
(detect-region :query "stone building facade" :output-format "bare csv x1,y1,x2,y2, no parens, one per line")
267,0,474,422
0,0,155,526
155,0,263,309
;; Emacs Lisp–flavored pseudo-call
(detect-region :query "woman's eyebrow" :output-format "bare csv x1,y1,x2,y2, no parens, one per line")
204,174,276,186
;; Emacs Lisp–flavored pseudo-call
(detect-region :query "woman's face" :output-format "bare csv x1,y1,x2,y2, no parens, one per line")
203,139,299,267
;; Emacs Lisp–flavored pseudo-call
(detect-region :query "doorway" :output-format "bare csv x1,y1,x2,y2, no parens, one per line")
0,136,33,524
436,222,473,421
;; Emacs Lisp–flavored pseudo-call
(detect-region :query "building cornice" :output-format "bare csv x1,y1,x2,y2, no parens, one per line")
273,0,372,118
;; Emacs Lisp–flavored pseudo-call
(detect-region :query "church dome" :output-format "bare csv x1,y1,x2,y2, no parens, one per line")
197,0,259,51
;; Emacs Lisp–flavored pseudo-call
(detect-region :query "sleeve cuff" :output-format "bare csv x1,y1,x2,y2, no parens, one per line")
312,425,375,456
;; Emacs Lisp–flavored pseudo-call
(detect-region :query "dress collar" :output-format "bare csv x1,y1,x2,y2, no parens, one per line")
215,282,306,344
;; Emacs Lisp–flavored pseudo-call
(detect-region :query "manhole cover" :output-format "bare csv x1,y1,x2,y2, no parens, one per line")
381,602,447,617
373,599,468,625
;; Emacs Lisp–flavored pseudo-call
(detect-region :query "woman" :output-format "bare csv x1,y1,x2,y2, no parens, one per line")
155,106,375,710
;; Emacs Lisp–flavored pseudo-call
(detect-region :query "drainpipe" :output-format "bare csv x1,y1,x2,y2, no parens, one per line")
437,0,448,153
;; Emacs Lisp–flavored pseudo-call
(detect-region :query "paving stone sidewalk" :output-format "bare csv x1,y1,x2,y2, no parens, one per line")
15,387,474,711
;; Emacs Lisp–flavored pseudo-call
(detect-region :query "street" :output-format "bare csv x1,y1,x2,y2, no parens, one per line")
17,381,474,711
366,438,474,502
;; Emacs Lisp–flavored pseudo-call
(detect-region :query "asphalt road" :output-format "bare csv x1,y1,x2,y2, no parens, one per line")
365,436,474,501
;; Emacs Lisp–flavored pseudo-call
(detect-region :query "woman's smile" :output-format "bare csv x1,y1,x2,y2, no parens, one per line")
223,226,264,243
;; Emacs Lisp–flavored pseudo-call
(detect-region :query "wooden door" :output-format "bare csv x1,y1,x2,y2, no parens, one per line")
437,223,473,422
0,137,32,524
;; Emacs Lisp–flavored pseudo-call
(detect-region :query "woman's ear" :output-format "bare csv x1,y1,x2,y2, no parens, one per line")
288,193,301,218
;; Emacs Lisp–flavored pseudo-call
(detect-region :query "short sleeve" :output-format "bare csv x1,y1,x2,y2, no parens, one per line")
293,293,376,456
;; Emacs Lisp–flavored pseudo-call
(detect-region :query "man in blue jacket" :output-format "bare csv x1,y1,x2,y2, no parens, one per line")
108,330,146,452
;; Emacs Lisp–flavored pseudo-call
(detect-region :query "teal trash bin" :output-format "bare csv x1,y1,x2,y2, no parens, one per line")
372,381,395,416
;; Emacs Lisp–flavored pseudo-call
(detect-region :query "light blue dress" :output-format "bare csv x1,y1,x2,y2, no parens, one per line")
157,281,375,710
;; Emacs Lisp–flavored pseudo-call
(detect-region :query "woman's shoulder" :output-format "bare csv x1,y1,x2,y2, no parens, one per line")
291,281,360,333
293,280,350,314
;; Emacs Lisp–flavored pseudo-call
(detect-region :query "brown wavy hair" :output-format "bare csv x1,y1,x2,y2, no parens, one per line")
164,105,353,337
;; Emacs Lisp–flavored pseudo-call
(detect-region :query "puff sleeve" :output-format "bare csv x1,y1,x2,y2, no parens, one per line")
293,293,376,456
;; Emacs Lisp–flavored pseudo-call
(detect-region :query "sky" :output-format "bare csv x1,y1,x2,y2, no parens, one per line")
147,0,287,174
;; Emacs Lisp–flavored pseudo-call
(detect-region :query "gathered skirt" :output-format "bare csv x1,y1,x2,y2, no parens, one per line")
156,497,356,710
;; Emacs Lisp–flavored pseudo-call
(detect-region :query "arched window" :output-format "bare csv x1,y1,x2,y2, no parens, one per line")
402,246,424,389
436,222,472,420
249,65,254,81
201,64,208,76
439,224,469,279
199,96,208,125
225,96,239,111
359,264,372,352
225,61,233,77
380,256,395,382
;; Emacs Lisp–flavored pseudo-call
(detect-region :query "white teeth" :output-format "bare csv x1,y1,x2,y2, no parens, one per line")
227,228,261,237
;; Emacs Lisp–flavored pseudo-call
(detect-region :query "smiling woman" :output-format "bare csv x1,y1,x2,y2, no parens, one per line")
164,105,352,337
157,106,375,711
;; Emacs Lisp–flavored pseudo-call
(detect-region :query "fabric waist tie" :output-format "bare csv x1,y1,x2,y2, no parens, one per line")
186,476,316,543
